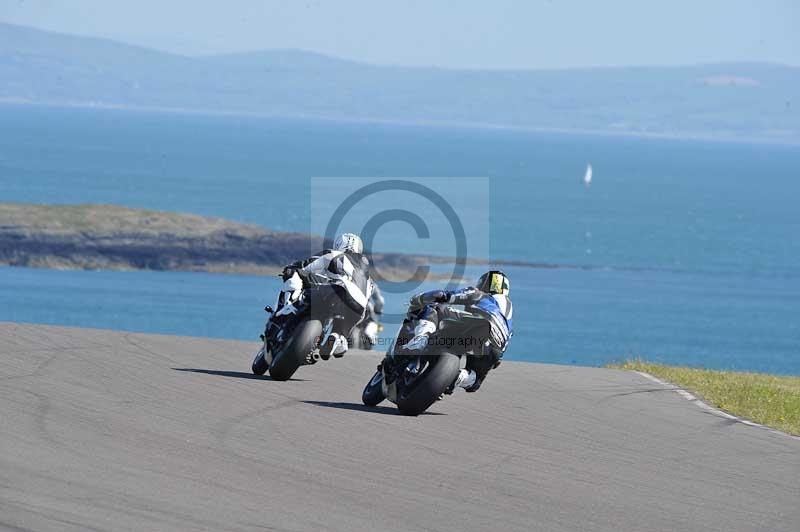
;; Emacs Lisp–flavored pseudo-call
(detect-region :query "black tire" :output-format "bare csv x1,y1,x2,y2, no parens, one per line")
362,370,386,406
269,319,322,381
396,352,461,416
251,347,268,375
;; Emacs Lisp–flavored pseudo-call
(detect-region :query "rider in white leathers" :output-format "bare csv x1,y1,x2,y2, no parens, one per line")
270,233,373,358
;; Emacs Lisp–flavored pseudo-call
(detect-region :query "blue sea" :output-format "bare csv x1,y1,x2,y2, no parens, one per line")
1,104,798,374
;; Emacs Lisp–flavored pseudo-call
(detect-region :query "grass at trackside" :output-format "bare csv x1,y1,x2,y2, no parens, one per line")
611,361,800,436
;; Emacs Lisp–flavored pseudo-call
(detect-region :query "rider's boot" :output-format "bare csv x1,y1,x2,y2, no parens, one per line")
451,369,478,392
439,368,478,399
454,368,476,387
331,333,348,358
401,319,436,351
320,332,348,360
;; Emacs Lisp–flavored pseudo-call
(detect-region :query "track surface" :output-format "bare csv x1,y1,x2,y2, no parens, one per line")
1,323,798,532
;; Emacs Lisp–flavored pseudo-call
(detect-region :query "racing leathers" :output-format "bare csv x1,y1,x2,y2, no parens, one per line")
400,286,513,392
269,248,373,357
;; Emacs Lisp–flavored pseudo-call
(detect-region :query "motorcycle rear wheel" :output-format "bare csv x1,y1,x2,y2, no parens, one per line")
396,352,461,416
269,319,322,381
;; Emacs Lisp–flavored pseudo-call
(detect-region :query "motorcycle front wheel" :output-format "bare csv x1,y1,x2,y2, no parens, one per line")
251,345,269,375
361,370,386,406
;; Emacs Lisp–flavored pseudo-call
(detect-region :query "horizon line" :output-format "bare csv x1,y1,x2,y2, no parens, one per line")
3,20,799,72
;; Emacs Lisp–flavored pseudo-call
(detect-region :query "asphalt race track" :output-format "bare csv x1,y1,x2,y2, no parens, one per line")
1,322,798,532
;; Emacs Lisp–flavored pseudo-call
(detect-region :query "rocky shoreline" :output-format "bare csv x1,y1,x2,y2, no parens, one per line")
0,203,442,281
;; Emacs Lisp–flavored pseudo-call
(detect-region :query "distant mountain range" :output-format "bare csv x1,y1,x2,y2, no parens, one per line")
1,22,798,141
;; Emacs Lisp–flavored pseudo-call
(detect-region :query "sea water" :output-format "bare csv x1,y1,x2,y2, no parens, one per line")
1,105,798,373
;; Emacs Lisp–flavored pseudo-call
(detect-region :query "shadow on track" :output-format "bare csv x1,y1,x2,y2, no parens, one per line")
171,368,306,381
302,400,446,416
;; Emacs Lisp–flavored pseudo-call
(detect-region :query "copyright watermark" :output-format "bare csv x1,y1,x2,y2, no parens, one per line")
311,177,489,324
368,335,490,349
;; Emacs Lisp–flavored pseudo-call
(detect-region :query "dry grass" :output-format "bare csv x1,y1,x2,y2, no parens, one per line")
611,361,800,435
0,202,266,237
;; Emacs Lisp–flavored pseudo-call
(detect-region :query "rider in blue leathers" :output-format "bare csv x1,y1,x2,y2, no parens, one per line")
399,270,513,392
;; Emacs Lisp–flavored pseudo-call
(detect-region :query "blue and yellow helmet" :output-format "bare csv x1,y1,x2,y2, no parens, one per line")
477,270,510,296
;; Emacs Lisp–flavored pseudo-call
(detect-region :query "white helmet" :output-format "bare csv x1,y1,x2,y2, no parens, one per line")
333,232,363,254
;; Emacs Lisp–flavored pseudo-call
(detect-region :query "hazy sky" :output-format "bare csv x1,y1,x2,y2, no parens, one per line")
1,0,798,68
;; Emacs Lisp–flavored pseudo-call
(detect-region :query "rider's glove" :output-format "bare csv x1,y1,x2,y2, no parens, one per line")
281,266,297,281
281,272,304,306
408,290,448,311
408,294,424,311
430,290,449,303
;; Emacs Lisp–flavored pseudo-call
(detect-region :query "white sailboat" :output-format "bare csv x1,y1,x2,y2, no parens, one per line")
583,164,593,186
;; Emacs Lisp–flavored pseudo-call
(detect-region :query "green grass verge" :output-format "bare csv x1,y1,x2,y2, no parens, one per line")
611,361,800,436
